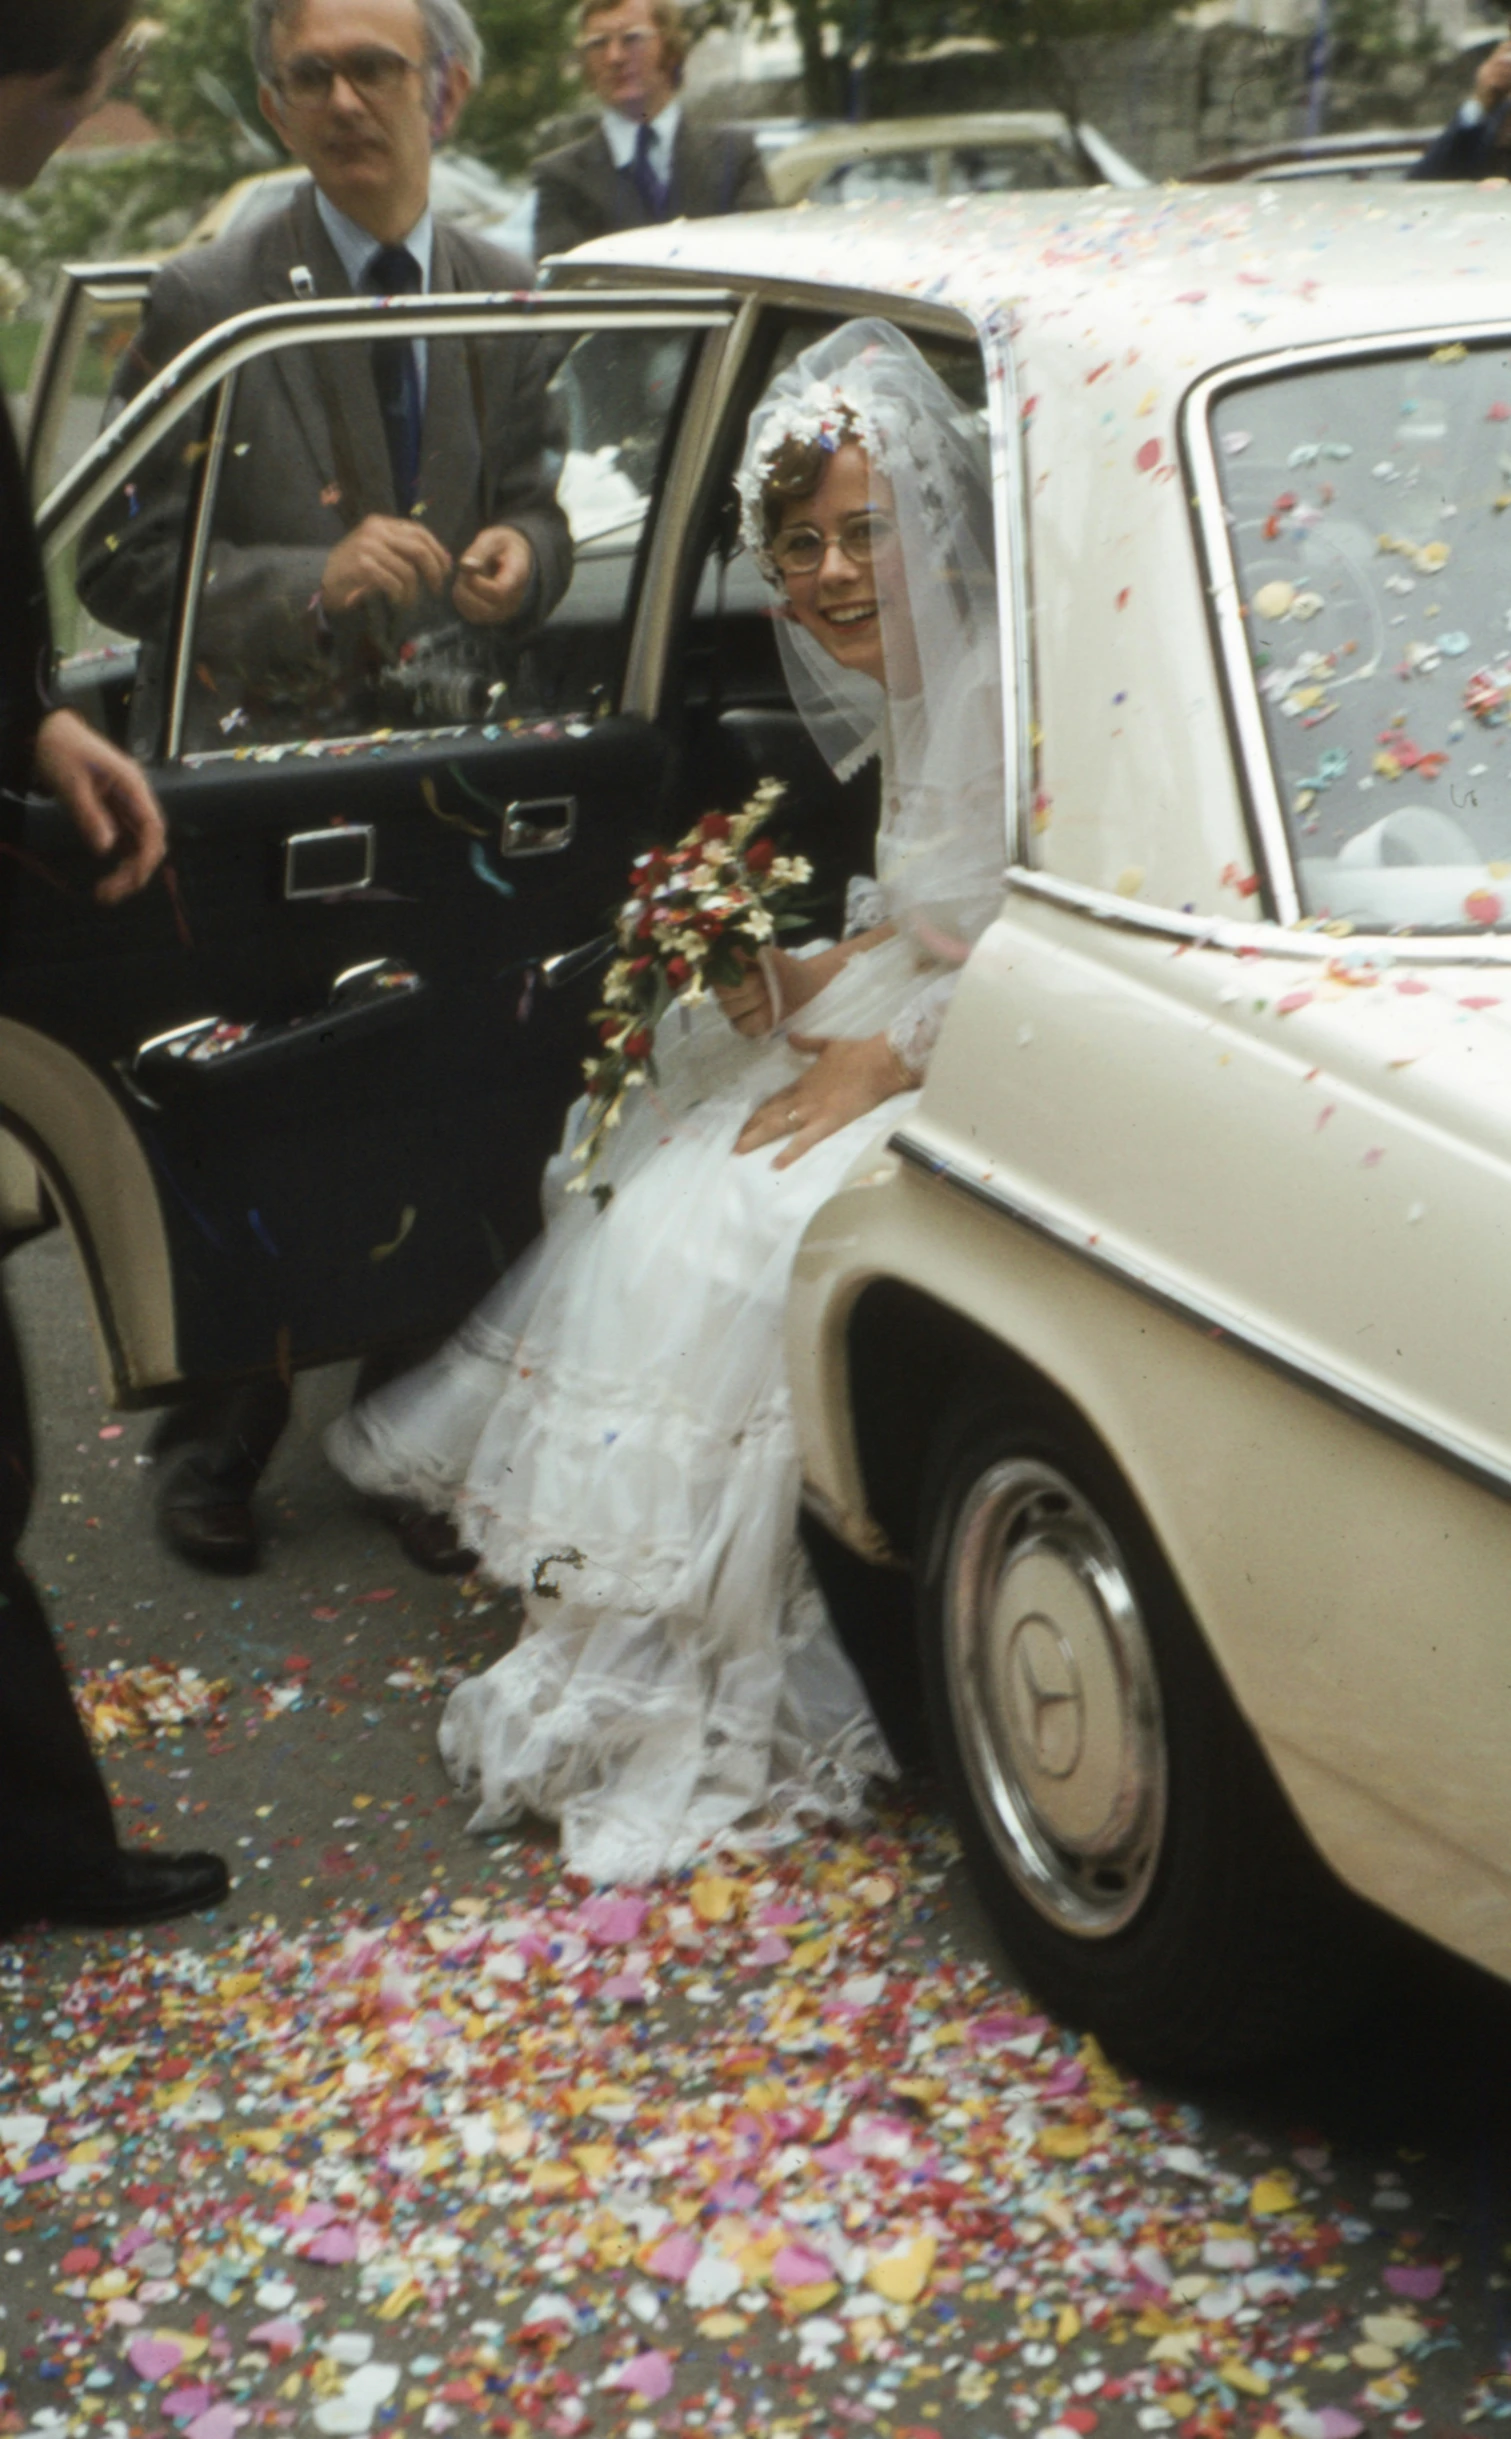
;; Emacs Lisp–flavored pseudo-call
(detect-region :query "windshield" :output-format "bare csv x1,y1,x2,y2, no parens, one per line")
1214,339,1511,934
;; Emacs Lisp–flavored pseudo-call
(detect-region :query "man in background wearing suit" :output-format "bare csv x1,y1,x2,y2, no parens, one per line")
88,0,572,1575
0,0,228,1933
1410,37,1511,178
533,0,772,262
85,0,571,752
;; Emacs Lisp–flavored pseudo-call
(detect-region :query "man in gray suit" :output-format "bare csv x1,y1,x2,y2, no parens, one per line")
84,0,572,1574
84,0,571,753
533,0,772,262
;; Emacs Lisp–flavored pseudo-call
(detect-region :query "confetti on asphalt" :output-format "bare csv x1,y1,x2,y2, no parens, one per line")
70,1665,232,1748
0,1812,1497,2439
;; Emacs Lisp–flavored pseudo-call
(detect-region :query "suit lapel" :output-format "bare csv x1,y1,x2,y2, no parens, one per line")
415,227,481,548
255,186,396,521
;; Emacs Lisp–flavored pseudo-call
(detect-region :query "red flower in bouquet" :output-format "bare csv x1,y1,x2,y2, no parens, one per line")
567,779,812,1189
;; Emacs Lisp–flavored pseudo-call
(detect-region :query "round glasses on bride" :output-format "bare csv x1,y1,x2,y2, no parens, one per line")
769,508,898,577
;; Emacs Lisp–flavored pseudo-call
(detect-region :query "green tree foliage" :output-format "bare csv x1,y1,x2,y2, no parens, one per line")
762,0,1185,118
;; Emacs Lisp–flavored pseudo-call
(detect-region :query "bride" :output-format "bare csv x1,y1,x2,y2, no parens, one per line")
326,320,1007,1884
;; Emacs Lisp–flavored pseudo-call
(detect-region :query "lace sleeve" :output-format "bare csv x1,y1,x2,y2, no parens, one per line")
886,970,959,1082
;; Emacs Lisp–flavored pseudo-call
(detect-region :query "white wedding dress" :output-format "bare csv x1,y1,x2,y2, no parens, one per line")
326,321,1007,1885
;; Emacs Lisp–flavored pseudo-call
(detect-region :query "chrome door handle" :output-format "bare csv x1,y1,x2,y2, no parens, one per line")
284,824,375,900
124,960,422,1103
501,796,576,858
540,935,612,991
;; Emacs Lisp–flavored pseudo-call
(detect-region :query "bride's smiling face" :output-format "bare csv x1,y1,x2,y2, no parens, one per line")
773,443,919,693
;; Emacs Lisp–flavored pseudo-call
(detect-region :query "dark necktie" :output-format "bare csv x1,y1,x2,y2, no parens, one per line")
629,120,668,220
364,242,423,515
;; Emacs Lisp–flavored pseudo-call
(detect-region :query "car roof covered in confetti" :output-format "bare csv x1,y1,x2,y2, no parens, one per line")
562,185,1511,919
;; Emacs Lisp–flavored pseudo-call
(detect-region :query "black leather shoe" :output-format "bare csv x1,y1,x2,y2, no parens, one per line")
389,1504,480,1577
3,1847,230,1935
158,1456,260,1573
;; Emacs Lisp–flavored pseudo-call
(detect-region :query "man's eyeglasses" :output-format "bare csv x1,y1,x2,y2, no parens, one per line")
275,46,425,106
577,28,657,60
769,509,897,577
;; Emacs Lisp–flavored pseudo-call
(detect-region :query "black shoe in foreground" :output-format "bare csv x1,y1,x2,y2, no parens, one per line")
389,1504,480,1577
158,1455,260,1574
2,1847,230,1935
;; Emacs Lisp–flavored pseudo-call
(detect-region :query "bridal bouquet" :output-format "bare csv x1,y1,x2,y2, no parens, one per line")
568,779,812,1186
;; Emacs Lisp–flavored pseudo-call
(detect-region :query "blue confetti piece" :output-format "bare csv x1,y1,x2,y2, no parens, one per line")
468,842,514,898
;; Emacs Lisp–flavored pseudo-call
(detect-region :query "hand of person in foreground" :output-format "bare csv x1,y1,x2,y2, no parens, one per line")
454,525,535,624
321,516,453,616
32,709,166,904
734,1028,915,1168
1477,38,1511,116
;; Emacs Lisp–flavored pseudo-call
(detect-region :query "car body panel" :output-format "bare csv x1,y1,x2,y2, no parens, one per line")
763,113,1147,207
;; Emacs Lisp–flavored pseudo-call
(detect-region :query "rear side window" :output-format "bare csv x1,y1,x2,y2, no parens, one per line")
1213,340,1511,934
810,151,937,205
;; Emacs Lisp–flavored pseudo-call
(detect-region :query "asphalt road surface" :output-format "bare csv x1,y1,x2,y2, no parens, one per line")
1,1225,1510,2439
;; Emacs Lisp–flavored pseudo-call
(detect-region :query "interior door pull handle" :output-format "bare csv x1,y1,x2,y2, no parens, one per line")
540,936,612,991
125,960,423,1100
501,797,576,858
284,825,375,900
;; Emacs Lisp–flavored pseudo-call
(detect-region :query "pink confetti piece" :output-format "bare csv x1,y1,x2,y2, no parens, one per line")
164,2386,213,2421
600,1972,648,2001
305,2224,358,2263
1135,438,1161,472
186,2410,239,2439
647,2231,700,2281
1385,2262,1444,2299
1276,988,1313,1015
1315,1104,1336,1131
1461,995,1500,1010
747,1934,790,1966
248,2319,301,2354
1362,1148,1385,1167
1316,2413,1364,2439
579,1893,648,1946
603,2350,674,2401
773,2244,836,2288
128,2337,184,2382
98,1424,123,1439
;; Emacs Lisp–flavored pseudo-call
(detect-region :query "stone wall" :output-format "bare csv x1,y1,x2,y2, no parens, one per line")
696,22,1493,178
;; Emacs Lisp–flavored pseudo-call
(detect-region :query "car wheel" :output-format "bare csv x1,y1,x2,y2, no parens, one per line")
917,1390,1375,2074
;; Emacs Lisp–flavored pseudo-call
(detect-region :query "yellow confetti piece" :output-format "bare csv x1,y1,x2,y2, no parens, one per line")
1431,343,1468,362
1353,2342,1398,2370
787,1934,831,1971
529,2162,580,2195
866,2233,937,2304
570,2143,617,2181
696,2312,747,2338
783,2280,840,2314
1249,2171,1299,2215
1039,2124,1099,2160
86,2269,132,2300
1362,2312,1425,2350
1220,2360,1272,2397
1055,2304,1081,2345
375,2279,424,2321
689,1875,740,1924
1148,2330,1203,2364
1163,2394,1198,2418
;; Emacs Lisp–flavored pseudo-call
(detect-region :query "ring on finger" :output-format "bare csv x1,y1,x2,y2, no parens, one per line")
785,1108,801,1125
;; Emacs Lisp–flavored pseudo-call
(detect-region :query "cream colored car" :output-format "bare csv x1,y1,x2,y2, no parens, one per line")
561,185,1511,2071
765,111,1146,205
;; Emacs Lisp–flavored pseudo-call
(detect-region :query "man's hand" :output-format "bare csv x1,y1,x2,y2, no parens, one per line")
321,516,454,616
1475,38,1511,113
32,710,166,906
453,525,535,626
735,1029,914,1170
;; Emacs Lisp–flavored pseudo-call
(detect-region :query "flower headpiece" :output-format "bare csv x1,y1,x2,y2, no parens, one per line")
735,376,889,582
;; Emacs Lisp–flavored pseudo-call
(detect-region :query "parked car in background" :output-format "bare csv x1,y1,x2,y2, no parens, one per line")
765,111,1147,206
1192,129,1434,181
16,183,1511,2076
181,151,528,253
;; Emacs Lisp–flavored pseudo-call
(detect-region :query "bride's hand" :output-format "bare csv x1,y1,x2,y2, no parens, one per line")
714,945,821,1038
735,1029,915,1169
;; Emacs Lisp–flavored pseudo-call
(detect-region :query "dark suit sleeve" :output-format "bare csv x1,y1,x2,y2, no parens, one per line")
730,132,774,212
0,400,53,799
1408,108,1502,179
532,162,606,262
74,260,214,647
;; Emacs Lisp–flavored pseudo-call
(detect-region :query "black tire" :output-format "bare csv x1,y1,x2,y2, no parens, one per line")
917,1387,1379,2076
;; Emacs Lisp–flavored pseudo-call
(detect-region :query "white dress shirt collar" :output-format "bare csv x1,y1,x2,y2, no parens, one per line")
600,98,681,173
314,187,436,293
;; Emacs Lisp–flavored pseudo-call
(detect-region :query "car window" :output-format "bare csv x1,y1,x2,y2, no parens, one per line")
65,320,697,760
946,142,1088,193
1212,340,1511,935
809,151,937,206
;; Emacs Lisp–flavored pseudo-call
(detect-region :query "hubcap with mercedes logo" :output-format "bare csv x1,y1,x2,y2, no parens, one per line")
944,1457,1166,1937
